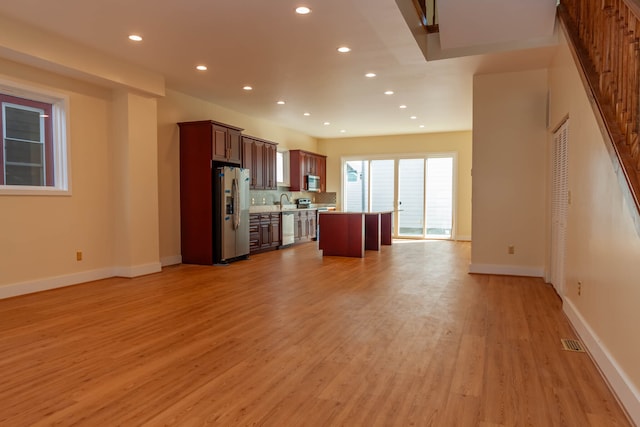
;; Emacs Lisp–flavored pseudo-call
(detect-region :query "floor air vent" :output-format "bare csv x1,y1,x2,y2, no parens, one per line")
561,338,586,352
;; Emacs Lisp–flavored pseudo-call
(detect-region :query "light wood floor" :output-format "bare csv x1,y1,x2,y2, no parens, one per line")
0,241,631,426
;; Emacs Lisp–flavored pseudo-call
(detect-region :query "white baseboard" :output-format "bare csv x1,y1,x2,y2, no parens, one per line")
160,255,182,267
0,261,163,300
563,298,640,425
0,267,115,300
113,262,162,278
455,235,472,241
468,263,544,277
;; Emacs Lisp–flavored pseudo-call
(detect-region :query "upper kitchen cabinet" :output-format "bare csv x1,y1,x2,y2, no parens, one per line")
179,120,243,165
242,135,278,190
289,150,327,192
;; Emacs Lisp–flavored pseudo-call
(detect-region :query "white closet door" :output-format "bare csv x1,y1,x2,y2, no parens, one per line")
551,119,569,296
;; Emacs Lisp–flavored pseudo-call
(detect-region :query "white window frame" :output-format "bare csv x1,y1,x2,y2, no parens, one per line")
277,150,290,187
0,77,70,195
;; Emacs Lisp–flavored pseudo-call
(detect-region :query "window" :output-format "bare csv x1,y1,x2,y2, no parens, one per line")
1,94,53,186
277,150,290,186
0,83,68,194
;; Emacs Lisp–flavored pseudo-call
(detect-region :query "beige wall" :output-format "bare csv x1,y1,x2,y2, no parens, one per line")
548,32,640,418
317,132,472,239
471,69,548,276
0,15,163,295
156,89,318,263
0,59,115,289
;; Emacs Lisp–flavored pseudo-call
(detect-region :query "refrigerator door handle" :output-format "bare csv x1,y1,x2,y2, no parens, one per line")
232,178,240,230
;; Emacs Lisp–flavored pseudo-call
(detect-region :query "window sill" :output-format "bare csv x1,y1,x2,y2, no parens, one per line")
0,186,71,196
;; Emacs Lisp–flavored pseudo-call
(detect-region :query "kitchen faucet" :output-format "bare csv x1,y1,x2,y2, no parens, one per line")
280,193,290,209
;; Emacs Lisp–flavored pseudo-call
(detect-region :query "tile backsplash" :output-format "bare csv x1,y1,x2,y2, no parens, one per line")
250,187,336,206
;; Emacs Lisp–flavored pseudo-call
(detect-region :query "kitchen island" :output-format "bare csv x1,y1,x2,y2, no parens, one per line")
318,211,393,257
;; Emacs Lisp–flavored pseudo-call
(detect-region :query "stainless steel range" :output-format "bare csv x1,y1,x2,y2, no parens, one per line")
296,198,311,209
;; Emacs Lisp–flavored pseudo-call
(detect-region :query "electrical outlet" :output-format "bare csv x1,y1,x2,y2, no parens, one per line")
578,281,582,296
76,251,83,261
508,245,515,255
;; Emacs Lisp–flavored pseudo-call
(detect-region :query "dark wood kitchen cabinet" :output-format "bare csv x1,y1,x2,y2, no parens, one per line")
179,120,243,165
177,120,244,265
264,142,277,189
249,212,281,254
294,209,317,242
289,150,326,192
242,135,278,190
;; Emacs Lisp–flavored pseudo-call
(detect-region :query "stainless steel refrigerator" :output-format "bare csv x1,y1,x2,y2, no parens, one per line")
214,166,250,263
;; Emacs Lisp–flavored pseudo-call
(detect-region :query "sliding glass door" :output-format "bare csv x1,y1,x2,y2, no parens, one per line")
343,154,455,239
398,159,424,236
425,157,453,238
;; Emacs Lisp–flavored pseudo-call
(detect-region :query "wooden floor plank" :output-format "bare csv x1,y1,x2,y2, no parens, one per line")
0,240,632,426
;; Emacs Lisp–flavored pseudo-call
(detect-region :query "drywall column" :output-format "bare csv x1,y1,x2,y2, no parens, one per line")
470,70,548,276
112,90,161,277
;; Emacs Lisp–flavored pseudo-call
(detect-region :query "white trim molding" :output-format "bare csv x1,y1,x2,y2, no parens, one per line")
113,262,162,278
468,263,544,277
0,267,114,300
0,262,163,300
161,255,182,267
563,299,640,425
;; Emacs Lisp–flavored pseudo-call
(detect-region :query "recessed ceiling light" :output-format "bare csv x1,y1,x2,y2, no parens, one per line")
303,112,311,116
399,105,407,109
340,129,347,133
337,46,351,53
128,34,143,42
419,125,425,128
295,6,311,14
410,116,417,120
384,90,394,95
365,72,376,78
323,122,331,126
196,65,207,71
277,100,286,105
243,86,253,91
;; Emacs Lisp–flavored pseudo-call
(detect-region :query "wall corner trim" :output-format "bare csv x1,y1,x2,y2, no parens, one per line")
564,298,640,425
160,255,182,267
113,262,162,279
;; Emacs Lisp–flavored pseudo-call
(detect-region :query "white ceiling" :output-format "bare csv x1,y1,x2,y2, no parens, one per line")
438,0,558,50
0,0,558,139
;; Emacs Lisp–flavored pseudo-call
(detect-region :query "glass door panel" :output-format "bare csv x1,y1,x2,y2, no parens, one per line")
370,160,395,213
425,157,453,238
398,159,425,237
344,160,368,212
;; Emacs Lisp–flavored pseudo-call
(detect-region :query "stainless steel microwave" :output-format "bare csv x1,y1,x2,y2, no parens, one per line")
306,175,321,192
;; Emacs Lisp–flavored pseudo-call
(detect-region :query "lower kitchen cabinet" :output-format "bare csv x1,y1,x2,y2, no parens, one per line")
294,209,317,242
249,213,281,254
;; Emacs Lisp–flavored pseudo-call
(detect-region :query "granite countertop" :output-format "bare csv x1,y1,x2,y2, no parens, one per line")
318,210,393,214
249,204,334,213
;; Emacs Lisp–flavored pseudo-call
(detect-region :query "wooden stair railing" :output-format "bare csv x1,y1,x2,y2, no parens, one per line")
411,0,439,33
558,0,640,222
